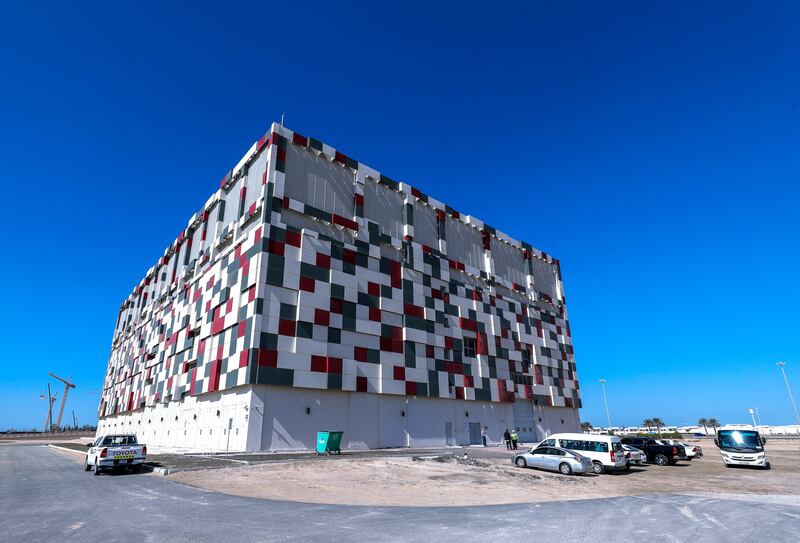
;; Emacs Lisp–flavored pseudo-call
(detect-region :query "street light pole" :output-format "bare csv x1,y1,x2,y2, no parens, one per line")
599,379,612,433
776,362,800,426
748,408,758,430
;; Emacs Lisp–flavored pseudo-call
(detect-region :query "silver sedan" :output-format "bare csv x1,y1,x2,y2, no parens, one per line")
512,446,593,475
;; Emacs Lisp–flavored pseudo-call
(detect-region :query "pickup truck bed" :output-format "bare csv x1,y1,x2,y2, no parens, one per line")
85,434,147,475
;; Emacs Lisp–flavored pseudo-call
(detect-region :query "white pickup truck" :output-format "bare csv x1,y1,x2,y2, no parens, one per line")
658,439,704,459
85,434,147,475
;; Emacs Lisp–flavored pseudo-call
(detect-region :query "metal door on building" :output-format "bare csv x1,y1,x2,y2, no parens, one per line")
512,400,538,445
445,422,455,446
468,422,482,445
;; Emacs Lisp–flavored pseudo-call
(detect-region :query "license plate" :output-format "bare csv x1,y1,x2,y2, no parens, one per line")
114,453,134,459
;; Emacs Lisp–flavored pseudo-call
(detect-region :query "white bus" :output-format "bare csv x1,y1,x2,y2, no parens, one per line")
715,425,769,469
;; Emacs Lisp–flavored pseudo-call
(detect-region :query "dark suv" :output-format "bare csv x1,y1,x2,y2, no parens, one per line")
620,437,687,466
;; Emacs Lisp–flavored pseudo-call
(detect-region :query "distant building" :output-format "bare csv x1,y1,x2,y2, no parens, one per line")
97,123,581,451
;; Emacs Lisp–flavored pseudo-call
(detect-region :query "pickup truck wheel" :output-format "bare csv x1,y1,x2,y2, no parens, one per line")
131,464,142,473
655,454,668,466
559,462,572,475
94,466,102,476
592,461,604,474
515,457,527,468
85,460,92,471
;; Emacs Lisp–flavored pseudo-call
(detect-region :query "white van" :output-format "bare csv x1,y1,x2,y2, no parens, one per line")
536,433,628,474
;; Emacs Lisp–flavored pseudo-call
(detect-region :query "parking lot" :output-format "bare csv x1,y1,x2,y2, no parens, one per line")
166,438,800,506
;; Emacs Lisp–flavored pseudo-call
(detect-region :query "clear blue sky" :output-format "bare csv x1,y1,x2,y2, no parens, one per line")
1,1,798,431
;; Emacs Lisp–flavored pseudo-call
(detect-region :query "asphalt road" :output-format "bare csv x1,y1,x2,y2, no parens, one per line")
1,444,798,542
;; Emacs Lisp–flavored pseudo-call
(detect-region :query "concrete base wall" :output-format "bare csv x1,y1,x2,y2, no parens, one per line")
252,385,575,451
96,387,253,453
534,402,581,439
97,385,581,453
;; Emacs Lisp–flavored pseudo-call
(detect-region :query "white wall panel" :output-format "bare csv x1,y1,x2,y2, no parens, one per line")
284,144,354,217
493,240,526,285
531,258,558,300
223,179,242,223
446,217,483,269
188,223,203,263
412,201,439,248
363,178,404,238
245,151,268,211
281,208,354,244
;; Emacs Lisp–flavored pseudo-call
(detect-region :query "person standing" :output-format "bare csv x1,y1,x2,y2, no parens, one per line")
481,427,488,446
503,429,512,450
511,430,519,450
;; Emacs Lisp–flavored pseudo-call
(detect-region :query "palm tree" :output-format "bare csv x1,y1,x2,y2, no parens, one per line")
707,418,720,434
697,418,708,435
652,417,665,436
642,418,654,434
581,421,593,433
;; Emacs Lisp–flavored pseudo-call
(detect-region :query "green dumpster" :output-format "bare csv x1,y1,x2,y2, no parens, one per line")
316,431,344,455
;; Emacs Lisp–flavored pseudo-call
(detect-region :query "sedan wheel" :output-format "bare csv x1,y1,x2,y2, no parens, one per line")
515,457,527,468
655,454,668,466
559,462,572,475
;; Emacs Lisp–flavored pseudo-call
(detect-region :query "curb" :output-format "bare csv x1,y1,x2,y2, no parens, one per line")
46,444,175,476
47,443,88,456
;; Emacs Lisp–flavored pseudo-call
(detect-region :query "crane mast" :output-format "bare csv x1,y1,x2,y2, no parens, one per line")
48,373,76,430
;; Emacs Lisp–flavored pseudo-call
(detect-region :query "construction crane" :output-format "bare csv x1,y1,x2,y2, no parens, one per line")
39,384,57,433
48,373,76,431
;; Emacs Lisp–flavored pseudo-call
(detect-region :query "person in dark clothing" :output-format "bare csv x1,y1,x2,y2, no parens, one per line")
503,429,512,450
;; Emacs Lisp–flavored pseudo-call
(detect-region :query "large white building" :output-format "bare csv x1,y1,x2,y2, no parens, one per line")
97,123,582,452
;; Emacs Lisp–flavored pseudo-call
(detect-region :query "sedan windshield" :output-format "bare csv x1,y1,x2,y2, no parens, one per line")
718,430,762,452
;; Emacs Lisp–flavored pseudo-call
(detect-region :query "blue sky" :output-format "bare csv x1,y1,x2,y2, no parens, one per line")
1,1,799,431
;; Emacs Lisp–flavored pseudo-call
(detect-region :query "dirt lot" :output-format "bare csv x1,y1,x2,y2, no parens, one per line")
0,431,95,444
170,439,800,507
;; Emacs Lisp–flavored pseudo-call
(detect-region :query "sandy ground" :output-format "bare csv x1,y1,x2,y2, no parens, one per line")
170,440,800,507
0,433,94,446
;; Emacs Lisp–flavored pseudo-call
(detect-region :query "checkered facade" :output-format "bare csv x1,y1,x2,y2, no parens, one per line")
99,123,581,420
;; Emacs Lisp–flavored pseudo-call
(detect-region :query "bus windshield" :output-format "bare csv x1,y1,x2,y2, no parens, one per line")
718,430,763,452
